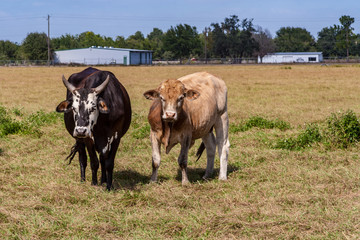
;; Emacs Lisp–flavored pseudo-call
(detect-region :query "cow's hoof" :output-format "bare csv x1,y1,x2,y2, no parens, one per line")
218,176,227,181
149,180,158,184
202,173,212,180
182,179,190,186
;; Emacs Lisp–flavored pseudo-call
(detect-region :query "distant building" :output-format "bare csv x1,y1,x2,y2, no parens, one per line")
259,52,323,64
54,46,152,65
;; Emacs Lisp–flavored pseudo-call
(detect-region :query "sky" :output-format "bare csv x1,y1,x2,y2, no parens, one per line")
0,0,359,43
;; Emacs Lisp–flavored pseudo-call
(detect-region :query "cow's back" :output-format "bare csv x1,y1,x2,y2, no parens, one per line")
177,72,227,138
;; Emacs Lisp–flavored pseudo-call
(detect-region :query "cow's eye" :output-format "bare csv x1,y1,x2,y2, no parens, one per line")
160,96,165,102
178,95,184,101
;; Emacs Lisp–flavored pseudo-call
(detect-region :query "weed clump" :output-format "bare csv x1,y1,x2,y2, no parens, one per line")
275,123,322,150
230,116,291,133
0,104,60,137
324,110,360,149
275,110,360,150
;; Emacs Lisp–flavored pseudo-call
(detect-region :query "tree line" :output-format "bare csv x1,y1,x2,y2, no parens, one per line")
0,15,358,62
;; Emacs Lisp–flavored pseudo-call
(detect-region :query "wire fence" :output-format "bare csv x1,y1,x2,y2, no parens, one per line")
2,57,360,66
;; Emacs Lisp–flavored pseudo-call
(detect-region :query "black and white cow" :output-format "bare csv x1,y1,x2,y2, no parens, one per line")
56,67,131,190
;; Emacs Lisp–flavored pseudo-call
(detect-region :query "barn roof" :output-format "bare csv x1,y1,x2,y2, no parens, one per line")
55,46,153,53
268,52,323,55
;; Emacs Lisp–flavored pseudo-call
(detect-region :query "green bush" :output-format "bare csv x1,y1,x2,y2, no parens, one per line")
0,105,60,137
324,110,360,149
275,123,322,150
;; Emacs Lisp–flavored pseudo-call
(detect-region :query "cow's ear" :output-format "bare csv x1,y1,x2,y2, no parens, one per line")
185,89,200,100
98,98,110,114
143,89,159,100
56,100,72,113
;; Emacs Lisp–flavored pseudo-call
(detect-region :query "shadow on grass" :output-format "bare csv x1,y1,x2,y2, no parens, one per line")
113,170,170,190
0,148,3,156
112,164,239,190
176,164,239,183
113,170,149,190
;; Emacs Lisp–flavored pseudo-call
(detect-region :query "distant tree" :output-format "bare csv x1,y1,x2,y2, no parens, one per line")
350,34,360,56
0,40,20,60
114,36,127,48
253,27,275,63
336,15,355,60
238,18,258,60
210,15,258,60
274,27,316,52
222,15,241,58
317,25,341,57
78,31,104,47
22,32,49,60
103,36,115,47
126,31,145,49
147,28,164,59
51,34,80,50
210,22,228,57
163,24,201,63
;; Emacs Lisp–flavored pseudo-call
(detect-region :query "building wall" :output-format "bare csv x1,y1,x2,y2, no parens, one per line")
261,53,323,64
130,52,152,65
54,48,152,65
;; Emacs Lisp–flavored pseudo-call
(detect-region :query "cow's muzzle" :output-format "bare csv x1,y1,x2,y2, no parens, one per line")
73,126,90,138
163,111,177,122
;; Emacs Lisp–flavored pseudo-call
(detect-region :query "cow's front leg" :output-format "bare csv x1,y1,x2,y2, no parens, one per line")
150,131,161,182
178,137,191,185
85,141,99,185
77,141,87,182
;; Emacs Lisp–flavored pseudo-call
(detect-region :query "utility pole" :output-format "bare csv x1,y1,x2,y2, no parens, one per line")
204,27,209,64
47,14,50,66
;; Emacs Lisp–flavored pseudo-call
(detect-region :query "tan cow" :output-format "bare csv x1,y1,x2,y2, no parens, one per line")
143,72,230,185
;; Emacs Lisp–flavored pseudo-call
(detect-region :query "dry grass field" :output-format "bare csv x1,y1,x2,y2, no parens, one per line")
1,64,360,239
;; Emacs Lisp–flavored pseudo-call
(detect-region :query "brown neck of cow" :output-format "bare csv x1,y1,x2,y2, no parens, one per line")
162,106,188,153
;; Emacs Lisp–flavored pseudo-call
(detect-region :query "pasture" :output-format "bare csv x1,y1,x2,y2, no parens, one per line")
1,64,360,239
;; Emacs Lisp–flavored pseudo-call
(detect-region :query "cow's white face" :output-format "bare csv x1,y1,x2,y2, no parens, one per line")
70,89,100,138
56,75,110,139
144,79,200,122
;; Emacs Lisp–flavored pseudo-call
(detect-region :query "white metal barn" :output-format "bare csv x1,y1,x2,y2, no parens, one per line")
54,46,152,65
260,52,323,63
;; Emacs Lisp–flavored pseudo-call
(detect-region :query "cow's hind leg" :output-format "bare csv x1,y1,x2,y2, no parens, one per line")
215,111,230,180
100,139,120,191
202,132,216,179
150,131,161,182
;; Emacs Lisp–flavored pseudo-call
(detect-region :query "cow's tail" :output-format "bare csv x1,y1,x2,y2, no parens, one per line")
65,142,79,165
196,142,206,162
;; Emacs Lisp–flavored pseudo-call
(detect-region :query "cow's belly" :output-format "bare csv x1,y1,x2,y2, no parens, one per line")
191,117,217,140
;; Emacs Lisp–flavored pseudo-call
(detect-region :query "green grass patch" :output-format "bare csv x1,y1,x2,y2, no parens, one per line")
324,110,360,149
131,112,150,139
0,104,61,137
275,123,322,150
275,110,360,150
230,116,291,133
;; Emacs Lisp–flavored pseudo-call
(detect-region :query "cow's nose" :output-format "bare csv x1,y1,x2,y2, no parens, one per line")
165,112,176,118
75,127,87,136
